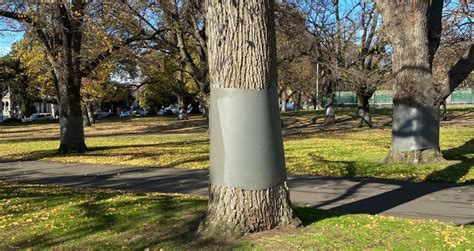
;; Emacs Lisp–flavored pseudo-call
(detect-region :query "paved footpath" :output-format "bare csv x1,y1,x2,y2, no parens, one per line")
0,160,472,224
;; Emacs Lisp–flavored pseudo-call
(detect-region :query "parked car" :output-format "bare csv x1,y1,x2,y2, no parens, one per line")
94,111,112,119
158,107,179,116
131,109,146,116
144,109,157,116
22,113,55,122
119,111,131,118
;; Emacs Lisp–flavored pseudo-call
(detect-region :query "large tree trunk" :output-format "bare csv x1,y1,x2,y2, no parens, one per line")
57,72,87,154
200,0,300,238
377,1,443,163
357,92,373,128
54,2,87,154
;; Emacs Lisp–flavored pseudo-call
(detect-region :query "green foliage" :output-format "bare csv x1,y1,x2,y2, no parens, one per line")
11,34,56,99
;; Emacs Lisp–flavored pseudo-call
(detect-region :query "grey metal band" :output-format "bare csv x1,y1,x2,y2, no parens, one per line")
325,106,335,116
359,110,371,123
210,87,287,190
392,105,439,152
59,116,85,144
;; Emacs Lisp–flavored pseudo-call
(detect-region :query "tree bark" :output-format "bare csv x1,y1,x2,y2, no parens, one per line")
199,183,299,237
53,3,87,154
56,70,87,154
377,1,443,163
357,93,372,127
280,91,287,112
201,0,300,238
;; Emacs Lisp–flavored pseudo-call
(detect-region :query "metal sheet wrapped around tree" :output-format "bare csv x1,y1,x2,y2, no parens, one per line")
210,87,287,190
392,105,439,152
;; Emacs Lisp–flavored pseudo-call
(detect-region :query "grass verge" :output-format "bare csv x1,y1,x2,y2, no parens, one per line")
0,107,472,183
1,182,472,249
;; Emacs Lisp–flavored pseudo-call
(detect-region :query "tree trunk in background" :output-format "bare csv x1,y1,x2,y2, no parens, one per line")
377,1,443,163
440,101,447,121
176,94,185,109
88,103,95,124
82,103,91,127
83,102,95,126
357,93,372,127
200,0,300,237
295,91,302,112
280,91,287,112
324,82,336,125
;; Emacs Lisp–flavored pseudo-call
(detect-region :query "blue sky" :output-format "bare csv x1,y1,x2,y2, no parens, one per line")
0,19,24,56
0,32,23,56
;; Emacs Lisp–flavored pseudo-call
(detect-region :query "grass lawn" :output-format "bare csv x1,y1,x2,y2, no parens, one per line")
0,107,472,183
1,182,472,249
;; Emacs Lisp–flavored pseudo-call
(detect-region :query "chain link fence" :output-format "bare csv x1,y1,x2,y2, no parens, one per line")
330,88,473,106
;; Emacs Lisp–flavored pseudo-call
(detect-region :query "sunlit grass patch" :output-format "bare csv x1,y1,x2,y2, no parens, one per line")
1,182,472,249
0,108,472,183
0,181,207,249
245,207,474,249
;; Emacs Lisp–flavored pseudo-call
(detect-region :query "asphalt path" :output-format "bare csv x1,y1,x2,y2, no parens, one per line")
0,160,472,224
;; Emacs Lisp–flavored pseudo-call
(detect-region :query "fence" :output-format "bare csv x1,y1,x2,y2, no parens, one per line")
330,88,473,106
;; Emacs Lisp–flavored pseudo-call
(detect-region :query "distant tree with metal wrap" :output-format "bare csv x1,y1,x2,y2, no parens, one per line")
376,0,473,163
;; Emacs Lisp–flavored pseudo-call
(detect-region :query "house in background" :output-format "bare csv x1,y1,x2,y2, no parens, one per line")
1,90,58,122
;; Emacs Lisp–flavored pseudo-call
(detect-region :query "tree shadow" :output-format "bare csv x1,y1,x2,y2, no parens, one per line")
425,139,473,183
7,138,209,162
293,206,346,226
2,184,229,249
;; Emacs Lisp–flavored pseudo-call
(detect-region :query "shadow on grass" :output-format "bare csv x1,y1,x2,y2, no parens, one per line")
1,183,237,249
8,138,209,163
293,207,345,226
425,139,474,183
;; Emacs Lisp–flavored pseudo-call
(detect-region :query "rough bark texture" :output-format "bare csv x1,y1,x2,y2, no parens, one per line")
203,0,300,237
207,0,277,90
377,1,438,107
385,146,445,164
199,183,300,238
376,0,446,163
53,3,87,154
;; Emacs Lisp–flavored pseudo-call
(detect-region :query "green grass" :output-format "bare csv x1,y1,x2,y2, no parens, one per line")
0,107,473,183
1,182,472,249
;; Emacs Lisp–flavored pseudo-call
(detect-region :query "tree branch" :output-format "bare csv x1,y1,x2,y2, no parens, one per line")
0,10,32,23
434,43,474,106
81,30,160,77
